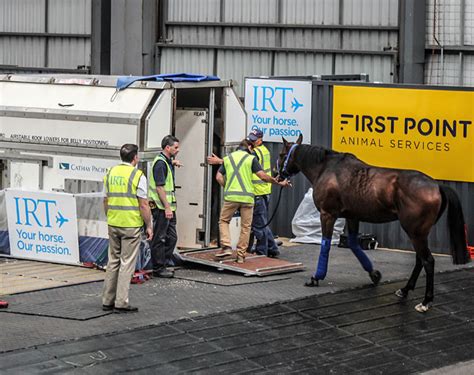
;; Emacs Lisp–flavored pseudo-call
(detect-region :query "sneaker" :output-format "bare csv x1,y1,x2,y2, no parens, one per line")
114,305,139,313
215,247,233,257
152,268,175,278
102,304,114,311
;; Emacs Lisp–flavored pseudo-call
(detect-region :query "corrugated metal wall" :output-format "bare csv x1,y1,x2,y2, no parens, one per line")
158,0,399,95
0,0,91,74
425,0,474,86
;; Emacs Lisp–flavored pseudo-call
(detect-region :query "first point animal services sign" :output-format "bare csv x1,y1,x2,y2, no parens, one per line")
5,189,80,265
245,78,312,143
332,85,474,183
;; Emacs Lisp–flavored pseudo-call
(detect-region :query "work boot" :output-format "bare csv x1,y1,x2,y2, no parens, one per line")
215,247,233,258
114,305,139,313
268,249,280,258
236,256,245,264
153,268,174,278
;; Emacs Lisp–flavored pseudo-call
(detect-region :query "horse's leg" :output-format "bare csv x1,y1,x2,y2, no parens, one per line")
395,254,423,298
411,238,435,312
346,219,381,285
305,211,335,287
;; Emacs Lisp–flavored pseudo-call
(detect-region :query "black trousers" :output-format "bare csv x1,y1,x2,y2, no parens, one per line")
150,208,177,271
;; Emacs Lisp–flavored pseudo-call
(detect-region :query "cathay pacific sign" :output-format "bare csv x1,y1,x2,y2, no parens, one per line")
245,78,312,143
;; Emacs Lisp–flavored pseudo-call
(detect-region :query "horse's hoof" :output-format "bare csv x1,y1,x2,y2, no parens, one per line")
415,302,431,313
395,289,407,298
304,277,319,287
369,270,381,286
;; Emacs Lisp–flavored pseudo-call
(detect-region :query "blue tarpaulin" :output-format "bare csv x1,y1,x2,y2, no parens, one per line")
116,73,220,91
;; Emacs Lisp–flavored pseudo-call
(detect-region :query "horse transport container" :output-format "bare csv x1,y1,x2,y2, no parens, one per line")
0,74,246,265
246,76,473,254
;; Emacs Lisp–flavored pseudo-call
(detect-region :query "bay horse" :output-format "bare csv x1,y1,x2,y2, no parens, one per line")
277,134,470,312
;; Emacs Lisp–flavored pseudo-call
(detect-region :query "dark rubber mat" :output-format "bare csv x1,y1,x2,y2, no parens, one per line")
2,268,474,373
1,296,112,321
174,268,290,286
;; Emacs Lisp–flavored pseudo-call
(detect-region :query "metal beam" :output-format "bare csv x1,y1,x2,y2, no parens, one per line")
398,0,426,84
426,45,474,55
0,32,91,38
165,21,398,32
156,43,396,57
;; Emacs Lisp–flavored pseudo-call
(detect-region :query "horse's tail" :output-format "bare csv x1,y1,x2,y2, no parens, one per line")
439,185,470,265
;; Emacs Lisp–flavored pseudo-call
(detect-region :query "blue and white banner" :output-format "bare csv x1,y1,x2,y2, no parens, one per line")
245,78,312,143
5,189,80,265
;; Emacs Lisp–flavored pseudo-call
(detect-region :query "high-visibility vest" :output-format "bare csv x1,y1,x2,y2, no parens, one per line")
223,150,255,204
148,154,177,211
104,164,144,227
252,144,272,196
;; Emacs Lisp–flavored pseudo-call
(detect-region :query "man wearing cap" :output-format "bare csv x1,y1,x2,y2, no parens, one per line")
208,132,287,258
214,139,289,263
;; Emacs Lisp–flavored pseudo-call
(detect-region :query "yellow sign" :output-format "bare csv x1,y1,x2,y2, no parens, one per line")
332,85,474,182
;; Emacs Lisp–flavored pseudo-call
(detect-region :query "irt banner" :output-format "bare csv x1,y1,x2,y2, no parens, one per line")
332,85,474,182
245,78,312,143
5,189,80,264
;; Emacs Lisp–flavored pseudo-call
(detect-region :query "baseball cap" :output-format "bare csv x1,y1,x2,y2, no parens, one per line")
247,129,264,142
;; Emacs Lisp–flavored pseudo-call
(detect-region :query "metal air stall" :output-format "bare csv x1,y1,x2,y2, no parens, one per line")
0,74,246,254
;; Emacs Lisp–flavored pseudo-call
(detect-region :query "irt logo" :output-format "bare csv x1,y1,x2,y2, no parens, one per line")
251,85,303,113
14,197,69,228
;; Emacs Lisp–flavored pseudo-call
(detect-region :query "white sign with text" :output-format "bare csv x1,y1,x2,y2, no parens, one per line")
5,189,80,265
245,78,312,143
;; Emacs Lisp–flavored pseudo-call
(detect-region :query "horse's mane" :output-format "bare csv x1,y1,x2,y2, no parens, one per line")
296,144,339,169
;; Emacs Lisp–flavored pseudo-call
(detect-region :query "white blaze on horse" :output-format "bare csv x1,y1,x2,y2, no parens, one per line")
277,134,470,313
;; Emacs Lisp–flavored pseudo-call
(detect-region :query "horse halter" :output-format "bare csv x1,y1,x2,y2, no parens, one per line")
278,143,299,179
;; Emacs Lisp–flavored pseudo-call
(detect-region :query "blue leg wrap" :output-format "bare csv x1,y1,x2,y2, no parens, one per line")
348,233,373,273
315,237,331,280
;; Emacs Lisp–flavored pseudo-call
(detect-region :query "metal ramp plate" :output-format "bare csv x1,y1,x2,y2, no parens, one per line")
180,248,304,276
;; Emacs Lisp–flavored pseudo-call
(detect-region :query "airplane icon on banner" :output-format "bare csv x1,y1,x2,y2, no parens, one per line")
56,211,69,228
291,97,303,112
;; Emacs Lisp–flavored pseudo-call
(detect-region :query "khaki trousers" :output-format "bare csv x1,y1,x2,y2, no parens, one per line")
219,201,254,259
102,226,141,308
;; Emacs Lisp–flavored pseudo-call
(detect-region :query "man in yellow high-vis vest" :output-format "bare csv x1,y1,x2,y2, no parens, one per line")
102,144,153,313
215,140,289,263
247,129,280,257
149,135,182,278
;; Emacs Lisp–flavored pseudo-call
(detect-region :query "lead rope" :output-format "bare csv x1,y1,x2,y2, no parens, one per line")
252,185,285,229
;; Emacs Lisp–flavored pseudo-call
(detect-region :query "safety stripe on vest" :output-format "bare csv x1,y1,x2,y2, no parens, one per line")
223,191,254,197
225,153,254,198
107,205,140,211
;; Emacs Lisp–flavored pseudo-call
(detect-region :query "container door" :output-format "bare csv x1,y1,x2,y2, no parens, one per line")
8,160,41,189
174,109,208,249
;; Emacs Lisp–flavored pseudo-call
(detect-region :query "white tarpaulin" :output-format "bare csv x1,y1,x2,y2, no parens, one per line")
291,188,345,245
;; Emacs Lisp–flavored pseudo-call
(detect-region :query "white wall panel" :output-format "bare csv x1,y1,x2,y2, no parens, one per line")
48,39,91,68
223,27,277,47
274,52,333,76
0,0,45,32
425,54,465,86
224,0,278,23
426,0,462,45
463,55,474,87
281,0,339,25
160,48,214,76
168,0,220,22
343,0,398,26
48,0,91,34
0,37,45,67
216,50,272,96
341,30,398,51
169,26,220,45
464,0,474,45
335,55,394,83
281,29,340,49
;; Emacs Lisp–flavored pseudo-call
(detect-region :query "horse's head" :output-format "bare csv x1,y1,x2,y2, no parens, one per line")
276,134,302,180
